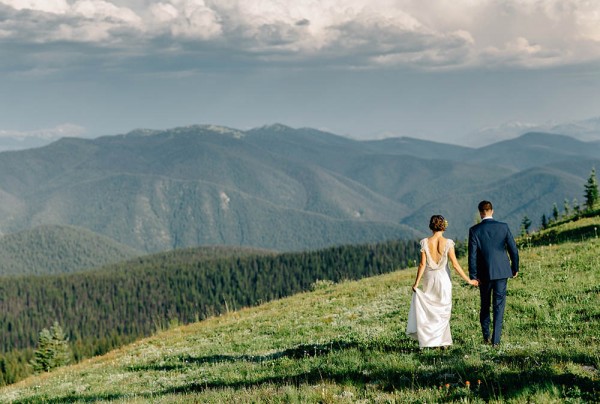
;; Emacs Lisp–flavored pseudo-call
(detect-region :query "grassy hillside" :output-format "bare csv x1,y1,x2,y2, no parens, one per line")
1,219,597,402
0,239,420,385
0,225,141,276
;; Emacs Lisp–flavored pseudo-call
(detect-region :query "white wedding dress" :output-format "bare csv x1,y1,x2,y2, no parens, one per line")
406,238,454,348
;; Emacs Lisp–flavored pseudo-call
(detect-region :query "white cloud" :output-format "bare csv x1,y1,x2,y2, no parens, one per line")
167,0,222,40
72,1,142,25
0,123,87,139
149,2,178,23
0,0,70,14
0,0,599,71
574,5,600,42
481,36,563,68
0,1,142,45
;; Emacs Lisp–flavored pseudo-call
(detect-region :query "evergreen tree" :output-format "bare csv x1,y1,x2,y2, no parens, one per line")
540,213,548,230
30,322,71,373
563,198,570,217
573,198,580,216
552,203,559,221
520,215,532,236
584,167,599,211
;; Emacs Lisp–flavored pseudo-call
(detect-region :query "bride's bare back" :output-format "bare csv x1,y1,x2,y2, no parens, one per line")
427,235,447,264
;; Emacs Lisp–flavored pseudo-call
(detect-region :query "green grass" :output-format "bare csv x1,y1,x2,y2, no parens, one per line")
523,210,600,247
0,222,598,403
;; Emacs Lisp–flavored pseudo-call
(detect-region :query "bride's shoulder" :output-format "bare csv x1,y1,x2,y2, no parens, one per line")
419,238,428,250
445,238,455,247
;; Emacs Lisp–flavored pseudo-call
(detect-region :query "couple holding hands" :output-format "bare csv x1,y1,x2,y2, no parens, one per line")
406,200,520,348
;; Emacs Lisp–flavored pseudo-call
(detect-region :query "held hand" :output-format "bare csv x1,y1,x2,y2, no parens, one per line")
469,279,479,287
412,284,418,292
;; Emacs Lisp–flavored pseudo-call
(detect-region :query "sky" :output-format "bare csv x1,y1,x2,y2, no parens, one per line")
1,0,600,146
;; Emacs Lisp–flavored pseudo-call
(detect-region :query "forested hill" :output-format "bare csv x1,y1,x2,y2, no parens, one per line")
0,225,141,276
0,238,420,385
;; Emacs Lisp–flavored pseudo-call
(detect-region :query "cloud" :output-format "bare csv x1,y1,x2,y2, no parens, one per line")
0,0,599,74
1,0,70,14
0,123,87,139
481,37,563,68
149,1,222,40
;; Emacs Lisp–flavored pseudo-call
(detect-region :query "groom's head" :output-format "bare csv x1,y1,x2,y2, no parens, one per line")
478,200,493,219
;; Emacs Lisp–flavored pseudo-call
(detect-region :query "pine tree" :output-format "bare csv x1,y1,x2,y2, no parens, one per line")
520,215,532,236
540,213,548,229
584,167,599,211
30,322,72,373
552,203,559,221
572,198,580,216
563,198,570,217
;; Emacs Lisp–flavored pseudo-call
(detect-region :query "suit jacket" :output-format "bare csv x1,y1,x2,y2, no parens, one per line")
468,219,519,281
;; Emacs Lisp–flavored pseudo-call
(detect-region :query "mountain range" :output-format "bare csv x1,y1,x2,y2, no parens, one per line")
459,116,600,147
0,123,598,261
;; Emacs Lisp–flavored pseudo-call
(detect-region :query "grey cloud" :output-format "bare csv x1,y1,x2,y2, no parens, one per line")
0,1,472,71
0,123,86,139
1,0,600,78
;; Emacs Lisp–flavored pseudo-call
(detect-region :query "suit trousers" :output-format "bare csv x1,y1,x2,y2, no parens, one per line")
479,278,508,345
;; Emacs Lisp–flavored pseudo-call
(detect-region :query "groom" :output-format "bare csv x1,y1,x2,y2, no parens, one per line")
468,200,519,346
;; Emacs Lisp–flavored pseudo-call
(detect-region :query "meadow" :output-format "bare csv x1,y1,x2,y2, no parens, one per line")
0,218,598,403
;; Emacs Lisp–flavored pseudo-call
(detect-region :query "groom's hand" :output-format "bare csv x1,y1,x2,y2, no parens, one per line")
512,272,518,278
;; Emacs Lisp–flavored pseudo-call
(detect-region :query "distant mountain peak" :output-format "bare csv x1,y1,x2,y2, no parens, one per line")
464,116,600,147
256,123,293,132
124,128,161,137
516,131,582,144
200,125,245,138
125,125,245,139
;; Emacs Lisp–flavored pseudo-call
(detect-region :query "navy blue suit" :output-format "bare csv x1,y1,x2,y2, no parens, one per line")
468,218,519,345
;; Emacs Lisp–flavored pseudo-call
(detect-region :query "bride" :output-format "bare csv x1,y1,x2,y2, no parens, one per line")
406,215,478,348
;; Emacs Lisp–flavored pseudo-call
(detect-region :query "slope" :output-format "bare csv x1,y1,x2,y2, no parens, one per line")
0,125,417,252
466,132,600,170
0,125,597,253
0,225,141,276
400,159,600,238
1,218,598,403
0,238,420,385
362,136,473,161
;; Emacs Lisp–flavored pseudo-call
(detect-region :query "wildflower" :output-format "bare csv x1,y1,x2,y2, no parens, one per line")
477,379,481,386
466,381,471,388
445,383,450,389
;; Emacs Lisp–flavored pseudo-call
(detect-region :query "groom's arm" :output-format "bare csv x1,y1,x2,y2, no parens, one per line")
505,226,519,276
468,228,478,280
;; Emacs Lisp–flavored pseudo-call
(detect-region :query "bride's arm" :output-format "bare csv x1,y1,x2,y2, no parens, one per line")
412,251,427,291
448,247,478,286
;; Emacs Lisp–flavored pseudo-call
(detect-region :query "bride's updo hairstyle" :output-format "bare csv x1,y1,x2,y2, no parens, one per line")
429,215,447,232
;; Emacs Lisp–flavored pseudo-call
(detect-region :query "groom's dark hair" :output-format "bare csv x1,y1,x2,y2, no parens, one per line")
478,200,493,213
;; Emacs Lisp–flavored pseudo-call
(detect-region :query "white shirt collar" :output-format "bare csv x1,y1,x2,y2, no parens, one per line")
482,216,493,221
